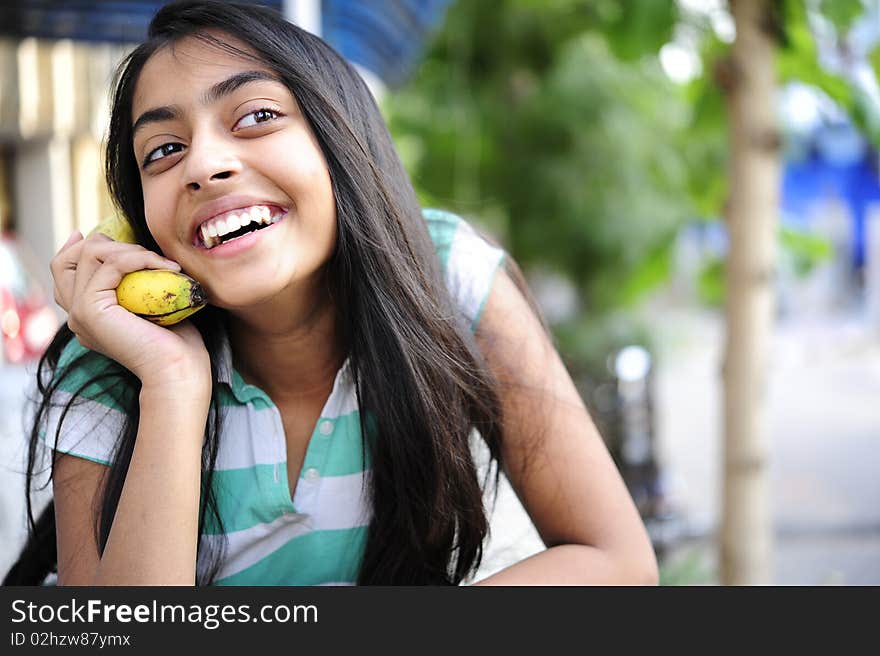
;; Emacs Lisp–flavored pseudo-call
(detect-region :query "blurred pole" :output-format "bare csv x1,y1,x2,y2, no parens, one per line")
282,0,384,101
13,139,72,294
284,0,321,36
720,0,780,585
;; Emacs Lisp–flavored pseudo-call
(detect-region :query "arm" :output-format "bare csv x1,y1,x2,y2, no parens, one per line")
471,269,658,585
54,377,210,586
53,390,208,585
50,231,212,585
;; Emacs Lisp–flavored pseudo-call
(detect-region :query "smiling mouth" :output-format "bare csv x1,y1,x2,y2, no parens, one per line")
198,205,285,249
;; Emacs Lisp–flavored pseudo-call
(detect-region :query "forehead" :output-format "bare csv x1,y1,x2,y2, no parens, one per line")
132,34,276,112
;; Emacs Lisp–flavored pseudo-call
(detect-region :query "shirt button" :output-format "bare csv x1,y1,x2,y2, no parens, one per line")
305,468,320,482
319,420,334,436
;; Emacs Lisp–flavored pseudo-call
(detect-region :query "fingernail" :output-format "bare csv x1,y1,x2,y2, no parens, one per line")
63,230,82,246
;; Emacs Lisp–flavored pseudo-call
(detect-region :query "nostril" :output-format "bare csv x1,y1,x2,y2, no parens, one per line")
212,171,232,180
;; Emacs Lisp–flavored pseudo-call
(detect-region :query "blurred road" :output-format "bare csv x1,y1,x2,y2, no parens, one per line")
2,304,877,584
652,305,880,585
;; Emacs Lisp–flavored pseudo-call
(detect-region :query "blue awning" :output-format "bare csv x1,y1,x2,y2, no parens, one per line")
323,0,450,87
0,0,451,88
0,1,281,44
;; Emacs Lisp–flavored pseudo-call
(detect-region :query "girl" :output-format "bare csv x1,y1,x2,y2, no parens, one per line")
10,0,657,586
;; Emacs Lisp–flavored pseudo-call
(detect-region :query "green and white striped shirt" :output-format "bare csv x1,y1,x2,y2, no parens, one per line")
40,209,505,585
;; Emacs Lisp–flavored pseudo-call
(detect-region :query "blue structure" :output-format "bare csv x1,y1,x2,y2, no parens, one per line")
323,0,450,88
0,0,451,88
781,124,880,271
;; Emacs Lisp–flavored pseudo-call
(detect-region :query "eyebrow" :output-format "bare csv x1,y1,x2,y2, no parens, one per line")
132,70,282,135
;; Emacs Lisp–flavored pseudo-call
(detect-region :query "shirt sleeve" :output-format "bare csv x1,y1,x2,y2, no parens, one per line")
423,208,506,330
35,338,133,466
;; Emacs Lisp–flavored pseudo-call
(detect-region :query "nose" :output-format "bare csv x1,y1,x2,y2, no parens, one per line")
182,135,242,191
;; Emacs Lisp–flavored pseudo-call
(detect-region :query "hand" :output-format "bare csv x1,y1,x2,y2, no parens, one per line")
51,231,211,389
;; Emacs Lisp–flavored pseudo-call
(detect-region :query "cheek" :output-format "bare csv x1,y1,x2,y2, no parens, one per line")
141,186,177,248
265,135,333,201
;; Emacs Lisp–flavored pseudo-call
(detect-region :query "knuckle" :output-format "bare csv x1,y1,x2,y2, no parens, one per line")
80,241,96,259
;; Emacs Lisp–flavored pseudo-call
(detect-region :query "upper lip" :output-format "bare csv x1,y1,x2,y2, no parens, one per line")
190,195,288,244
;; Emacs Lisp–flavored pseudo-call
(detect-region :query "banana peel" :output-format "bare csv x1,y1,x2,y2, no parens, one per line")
88,216,207,326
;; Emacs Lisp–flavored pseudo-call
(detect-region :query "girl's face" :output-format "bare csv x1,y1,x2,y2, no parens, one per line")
131,35,336,312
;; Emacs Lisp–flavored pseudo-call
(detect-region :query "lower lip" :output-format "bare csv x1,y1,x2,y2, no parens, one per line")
196,214,287,258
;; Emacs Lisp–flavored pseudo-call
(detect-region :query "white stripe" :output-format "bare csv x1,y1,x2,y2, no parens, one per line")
206,470,372,580
309,469,372,525
214,400,360,472
41,390,124,464
206,512,313,580
214,405,285,470
446,221,505,324
321,359,358,417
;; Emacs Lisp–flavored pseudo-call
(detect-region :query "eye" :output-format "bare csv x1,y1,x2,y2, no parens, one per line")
233,108,281,131
143,142,185,167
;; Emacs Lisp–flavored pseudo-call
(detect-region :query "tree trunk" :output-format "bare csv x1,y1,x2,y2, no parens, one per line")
720,0,781,585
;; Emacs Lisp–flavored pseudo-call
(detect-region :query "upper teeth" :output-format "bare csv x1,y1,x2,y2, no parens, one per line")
199,205,282,248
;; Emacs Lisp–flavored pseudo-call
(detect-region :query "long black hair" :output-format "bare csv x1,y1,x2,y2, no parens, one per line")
6,0,513,586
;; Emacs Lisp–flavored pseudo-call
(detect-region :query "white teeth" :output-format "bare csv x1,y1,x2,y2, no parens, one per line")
198,204,283,249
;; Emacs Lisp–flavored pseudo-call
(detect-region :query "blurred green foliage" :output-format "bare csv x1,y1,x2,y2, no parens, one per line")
817,0,864,34
383,0,873,367
658,545,717,586
695,226,834,308
779,225,834,278
385,0,690,328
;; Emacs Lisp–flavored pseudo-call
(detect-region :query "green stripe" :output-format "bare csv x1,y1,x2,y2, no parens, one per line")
215,383,273,409
228,369,274,408
471,252,505,331
301,411,371,476
207,410,371,535
423,207,461,274
55,340,134,413
213,526,368,586
206,464,295,534
204,407,371,477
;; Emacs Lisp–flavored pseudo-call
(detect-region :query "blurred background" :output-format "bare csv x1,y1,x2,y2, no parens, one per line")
0,0,878,585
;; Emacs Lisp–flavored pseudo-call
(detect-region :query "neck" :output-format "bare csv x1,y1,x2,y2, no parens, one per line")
225,282,345,404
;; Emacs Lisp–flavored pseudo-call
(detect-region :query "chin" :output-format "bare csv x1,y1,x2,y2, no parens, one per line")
208,282,296,312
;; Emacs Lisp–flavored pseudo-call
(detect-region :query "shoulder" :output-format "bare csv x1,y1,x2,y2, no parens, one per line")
422,208,506,331
33,337,133,466
53,337,135,413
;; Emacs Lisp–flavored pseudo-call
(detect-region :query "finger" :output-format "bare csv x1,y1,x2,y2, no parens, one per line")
56,230,84,255
50,235,86,280
73,241,178,300
51,238,88,312
82,250,184,298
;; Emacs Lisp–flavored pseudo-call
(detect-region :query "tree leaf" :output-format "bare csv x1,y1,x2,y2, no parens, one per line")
818,0,863,34
602,0,678,61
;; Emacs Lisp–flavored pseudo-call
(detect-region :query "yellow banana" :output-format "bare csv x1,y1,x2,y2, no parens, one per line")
90,213,137,244
88,216,207,326
114,269,207,326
